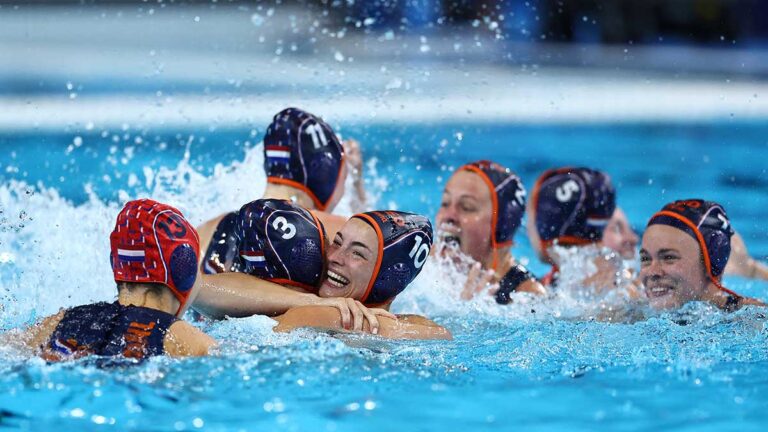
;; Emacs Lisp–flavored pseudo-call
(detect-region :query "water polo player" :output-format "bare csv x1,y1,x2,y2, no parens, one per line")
198,107,362,273
435,161,546,304
194,108,378,328
274,210,451,339
600,206,766,281
527,167,625,291
16,199,216,361
640,199,765,311
603,208,639,260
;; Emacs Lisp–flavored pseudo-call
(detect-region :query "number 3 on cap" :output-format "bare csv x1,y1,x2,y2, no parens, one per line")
556,179,580,202
272,216,296,240
409,235,429,269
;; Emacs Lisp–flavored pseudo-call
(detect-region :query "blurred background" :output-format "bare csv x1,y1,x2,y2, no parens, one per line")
1,0,767,230
8,0,768,47
3,5,768,431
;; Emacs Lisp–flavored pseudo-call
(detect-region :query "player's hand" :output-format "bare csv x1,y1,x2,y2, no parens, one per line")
461,262,497,300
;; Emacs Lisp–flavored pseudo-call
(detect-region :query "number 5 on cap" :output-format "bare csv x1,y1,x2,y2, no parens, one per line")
556,179,580,202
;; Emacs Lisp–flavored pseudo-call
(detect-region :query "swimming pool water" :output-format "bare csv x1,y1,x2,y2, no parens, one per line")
1,121,768,431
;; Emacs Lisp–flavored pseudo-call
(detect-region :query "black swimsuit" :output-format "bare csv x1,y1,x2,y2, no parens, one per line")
494,264,537,305
723,294,742,312
46,302,177,362
201,211,241,274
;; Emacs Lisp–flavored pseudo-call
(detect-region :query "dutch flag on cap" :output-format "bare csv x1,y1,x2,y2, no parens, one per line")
586,217,609,227
266,145,291,161
118,249,146,262
240,250,266,267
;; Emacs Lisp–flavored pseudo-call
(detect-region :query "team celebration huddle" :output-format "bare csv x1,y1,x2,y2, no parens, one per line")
9,107,768,362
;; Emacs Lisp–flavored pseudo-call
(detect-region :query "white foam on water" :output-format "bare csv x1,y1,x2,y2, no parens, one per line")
392,242,644,326
0,139,760,351
0,140,380,330
0,181,119,327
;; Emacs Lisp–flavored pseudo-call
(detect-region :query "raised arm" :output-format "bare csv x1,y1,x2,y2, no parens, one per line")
273,306,452,340
726,232,768,280
343,139,367,213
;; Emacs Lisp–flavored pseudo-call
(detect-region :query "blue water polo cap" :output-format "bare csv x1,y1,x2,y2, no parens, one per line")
263,108,345,211
531,167,616,250
236,199,327,292
459,160,526,269
647,199,735,285
352,211,433,305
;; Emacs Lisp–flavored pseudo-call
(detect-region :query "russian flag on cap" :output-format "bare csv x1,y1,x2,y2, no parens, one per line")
118,248,146,262
266,145,291,161
240,250,266,266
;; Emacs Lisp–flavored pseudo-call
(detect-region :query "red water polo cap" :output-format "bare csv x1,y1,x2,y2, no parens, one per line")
110,199,200,317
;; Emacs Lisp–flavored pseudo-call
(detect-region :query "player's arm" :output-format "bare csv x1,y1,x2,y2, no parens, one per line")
6,310,68,354
725,232,768,280
193,271,324,318
739,297,767,307
343,139,367,212
274,306,452,340
192,272,395,333
164,321,217,357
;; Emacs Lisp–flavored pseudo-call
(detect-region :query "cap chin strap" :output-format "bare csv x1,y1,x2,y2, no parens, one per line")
489,247,499,271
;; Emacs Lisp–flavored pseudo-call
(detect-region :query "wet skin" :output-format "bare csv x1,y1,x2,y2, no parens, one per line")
603,208,639,260
640,224,711,310
436,170,494,267
318,218,378,301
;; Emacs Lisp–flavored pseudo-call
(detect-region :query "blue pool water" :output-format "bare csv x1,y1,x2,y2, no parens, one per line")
1,121,768,431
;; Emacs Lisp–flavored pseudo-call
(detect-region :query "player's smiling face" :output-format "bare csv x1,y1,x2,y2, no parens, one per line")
319,218,378,300
640,225,710,309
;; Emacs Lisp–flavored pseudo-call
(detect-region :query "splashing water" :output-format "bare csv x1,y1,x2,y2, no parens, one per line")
0,140,377,329
1,124,768,431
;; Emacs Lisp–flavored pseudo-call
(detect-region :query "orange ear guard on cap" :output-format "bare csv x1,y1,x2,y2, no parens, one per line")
352,211,433,305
